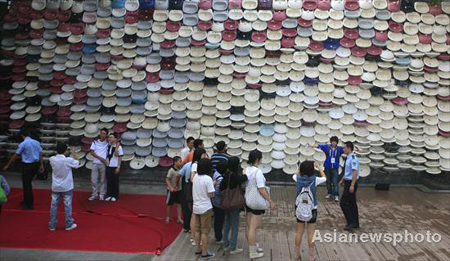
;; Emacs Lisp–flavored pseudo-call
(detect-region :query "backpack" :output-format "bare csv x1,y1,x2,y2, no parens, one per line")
295,183,314,222
212,173,223,208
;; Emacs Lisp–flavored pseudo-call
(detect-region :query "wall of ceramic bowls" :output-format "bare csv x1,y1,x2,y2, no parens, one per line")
0,0,449,177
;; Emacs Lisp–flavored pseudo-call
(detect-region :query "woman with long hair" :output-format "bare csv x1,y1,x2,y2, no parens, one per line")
244,150,275,259
220,156,248,255
188,148,208,246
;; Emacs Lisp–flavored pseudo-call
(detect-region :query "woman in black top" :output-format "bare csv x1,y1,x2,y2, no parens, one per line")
219,156,248,254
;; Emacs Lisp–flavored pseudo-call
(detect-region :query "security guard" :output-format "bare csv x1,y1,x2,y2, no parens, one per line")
339,141,360,232
3,128,44,210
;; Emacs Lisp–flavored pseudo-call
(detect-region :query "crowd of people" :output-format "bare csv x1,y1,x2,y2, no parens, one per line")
165,136,361,260
0,128,361,261
0,128,125,231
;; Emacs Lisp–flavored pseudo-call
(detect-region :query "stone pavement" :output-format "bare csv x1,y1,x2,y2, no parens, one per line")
0,249,152,261
155,186,450,261
1,172,449,261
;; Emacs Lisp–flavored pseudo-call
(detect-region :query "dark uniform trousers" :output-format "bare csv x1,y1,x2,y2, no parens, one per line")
181,181,191,230
22,162,40,207
340,180,359,227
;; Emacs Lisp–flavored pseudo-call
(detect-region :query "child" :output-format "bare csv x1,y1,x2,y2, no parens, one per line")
193,158,215,259
0,174,10,213
294,161,326,261
166,156,183,224
49,143,80,231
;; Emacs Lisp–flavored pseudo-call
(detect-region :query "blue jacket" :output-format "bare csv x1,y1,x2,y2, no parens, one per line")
319,144,343,169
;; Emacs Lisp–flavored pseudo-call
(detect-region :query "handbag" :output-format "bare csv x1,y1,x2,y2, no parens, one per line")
220,172,246,210
245,167,269,210
0,176,7,204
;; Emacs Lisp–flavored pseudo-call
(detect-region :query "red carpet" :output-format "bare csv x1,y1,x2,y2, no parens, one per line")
0,188,182,254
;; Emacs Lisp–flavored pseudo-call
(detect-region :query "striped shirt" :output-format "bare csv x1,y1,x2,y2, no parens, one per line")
210,153,230,173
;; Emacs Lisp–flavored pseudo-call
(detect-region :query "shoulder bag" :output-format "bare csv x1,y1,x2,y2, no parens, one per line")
245,168,269,210
220,173,246,210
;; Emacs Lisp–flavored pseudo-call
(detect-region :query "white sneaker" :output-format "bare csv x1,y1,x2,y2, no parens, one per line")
99,196,104,201
65,224,77,231
249,246,264,259
111,197,117,202
105,197,112,201
88,196,98,201
255,243,264,253
325,194,332,199
230,248,243,255
334,196,339,202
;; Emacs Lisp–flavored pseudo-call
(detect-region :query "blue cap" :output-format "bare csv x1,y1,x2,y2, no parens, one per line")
260,124,275,137
324,38,340,50
396,57,411,66
139,0,155,9
26,55,40,63
303,77,319,85
112,0,126,9
82,44,97,53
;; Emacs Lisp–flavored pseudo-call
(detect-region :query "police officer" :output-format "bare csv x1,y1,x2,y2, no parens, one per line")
339,141,360,232
3,128,44,210
310,138,361,202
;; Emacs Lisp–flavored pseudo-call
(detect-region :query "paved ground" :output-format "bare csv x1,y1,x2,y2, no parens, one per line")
156,186,450,261
0,249,152,261
1,173,450,261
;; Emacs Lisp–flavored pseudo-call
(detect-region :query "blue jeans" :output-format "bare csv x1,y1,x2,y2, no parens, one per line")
223,209,240,250
325,168,339,197
49,190,74,229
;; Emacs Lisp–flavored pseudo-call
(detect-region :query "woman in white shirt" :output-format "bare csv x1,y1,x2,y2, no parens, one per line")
105,133,123,202
294,161,326,261
190,148,208,181
188,148,208,246
245,150,275,259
